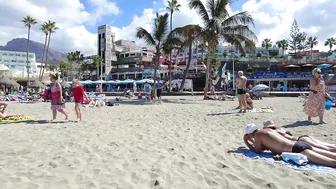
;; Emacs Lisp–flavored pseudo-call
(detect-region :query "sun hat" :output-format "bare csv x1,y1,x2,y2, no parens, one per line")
263,120,275,128
244,123,259,134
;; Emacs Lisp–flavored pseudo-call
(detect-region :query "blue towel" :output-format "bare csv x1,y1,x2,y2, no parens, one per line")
242,149,336,176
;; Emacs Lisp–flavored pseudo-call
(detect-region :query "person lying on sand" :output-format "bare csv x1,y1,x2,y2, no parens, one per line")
0,102,24,119
243,123,336,168
263,120,336,152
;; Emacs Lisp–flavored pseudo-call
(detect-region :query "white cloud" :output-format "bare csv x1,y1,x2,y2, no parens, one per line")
242,0,336,51
0,0,335,56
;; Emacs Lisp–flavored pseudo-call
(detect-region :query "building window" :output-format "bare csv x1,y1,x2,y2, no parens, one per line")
130,53,136,57
143,53,147,56
16,54,20,56
102,33,105,38
29,55,33,58
125,54,129,57
9,54,14,56
11,60,16,62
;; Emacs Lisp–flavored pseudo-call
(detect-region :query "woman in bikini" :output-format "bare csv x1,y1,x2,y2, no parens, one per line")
263,120,336,152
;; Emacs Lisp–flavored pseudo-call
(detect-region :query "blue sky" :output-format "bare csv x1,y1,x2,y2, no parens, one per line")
83,0,247,33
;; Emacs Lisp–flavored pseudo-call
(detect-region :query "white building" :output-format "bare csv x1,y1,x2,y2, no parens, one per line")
97,25,118,78
0,50,38,77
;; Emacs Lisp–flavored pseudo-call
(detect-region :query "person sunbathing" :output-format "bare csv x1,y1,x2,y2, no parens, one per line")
235,93,253,110
263,120,336,152
243,124,336,167
0,102,24,119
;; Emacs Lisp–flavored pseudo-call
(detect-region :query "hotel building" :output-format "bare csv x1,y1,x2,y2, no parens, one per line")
0,50,38,75
97,25,118,77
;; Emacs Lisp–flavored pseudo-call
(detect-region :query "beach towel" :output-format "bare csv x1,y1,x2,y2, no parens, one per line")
238,149,336,176
0,116,35,123
229,107,273,113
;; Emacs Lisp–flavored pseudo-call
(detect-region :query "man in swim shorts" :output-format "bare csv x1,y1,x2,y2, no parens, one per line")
236,71,247,113
243,123,336,167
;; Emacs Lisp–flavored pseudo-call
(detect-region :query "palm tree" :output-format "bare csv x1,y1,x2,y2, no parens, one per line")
325,37,336,52
41,20,59,80
166,0,181,91
171,25,203,91
261,38,272,59
275,39,288,57
198,42,207,61
21,16,37,85
91,55,103,80
189,0,257,99
59,61,72,81
307,36,318,60
136,13,180,86
38,23,49,81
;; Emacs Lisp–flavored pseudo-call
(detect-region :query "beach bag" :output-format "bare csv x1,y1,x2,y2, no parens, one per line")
325,100,332,110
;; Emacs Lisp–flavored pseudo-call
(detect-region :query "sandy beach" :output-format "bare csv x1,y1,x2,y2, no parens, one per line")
0,97,335,189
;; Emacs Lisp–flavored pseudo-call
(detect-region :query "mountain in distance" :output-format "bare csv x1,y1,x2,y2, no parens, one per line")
0,38,67,66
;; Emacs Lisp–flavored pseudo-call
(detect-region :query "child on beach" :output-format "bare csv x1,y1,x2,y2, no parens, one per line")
72,80,89,121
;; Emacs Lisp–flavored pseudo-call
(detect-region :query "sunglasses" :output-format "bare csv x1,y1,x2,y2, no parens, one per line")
316,72,321,74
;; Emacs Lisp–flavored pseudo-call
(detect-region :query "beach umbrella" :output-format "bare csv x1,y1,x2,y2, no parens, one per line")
0,75,13,85
302,64,316,67
285,64,300,68
252,84,270,91
29,80,45,88
317,64,331,69
9,78,20,88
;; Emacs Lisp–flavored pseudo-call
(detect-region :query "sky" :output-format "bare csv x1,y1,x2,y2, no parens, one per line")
0,0,335,55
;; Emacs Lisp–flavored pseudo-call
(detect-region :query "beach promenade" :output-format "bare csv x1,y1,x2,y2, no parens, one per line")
0,97,335,188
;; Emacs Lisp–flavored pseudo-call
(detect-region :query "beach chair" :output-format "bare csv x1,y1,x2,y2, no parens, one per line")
17,94,34,103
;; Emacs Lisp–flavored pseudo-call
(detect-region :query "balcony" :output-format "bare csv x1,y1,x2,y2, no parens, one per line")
118,55,153,64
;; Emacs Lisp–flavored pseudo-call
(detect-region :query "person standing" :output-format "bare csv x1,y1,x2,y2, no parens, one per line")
155,79,164,102
236,71,247,113
143,81,152,102
50,74,68,121
304,68,326,124
72,79,89,121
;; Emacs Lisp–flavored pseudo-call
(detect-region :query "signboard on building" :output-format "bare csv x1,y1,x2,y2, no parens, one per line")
248,72,313,80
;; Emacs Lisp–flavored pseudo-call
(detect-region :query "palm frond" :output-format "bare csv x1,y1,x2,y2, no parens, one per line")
189,0,211,26
221,25,258,45
222,11,255,28
153,13,169,43
136,27,156,47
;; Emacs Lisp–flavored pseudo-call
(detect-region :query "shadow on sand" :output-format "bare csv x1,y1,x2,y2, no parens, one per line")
227,147,247,154
207,112,237,116
282,121,319,128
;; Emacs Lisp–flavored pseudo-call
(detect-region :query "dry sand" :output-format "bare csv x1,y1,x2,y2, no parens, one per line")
0,97,335,189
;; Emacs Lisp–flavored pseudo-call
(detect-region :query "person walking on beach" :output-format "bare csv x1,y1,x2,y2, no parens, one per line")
50,74,68,121
72,79,89,121
155,79,163,102
303,68,326,124
236,71,247,113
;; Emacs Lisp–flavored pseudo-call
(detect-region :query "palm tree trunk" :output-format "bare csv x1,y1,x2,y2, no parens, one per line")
180,43,192,91
204,44,212,99
26,26,30,86
168,10,173,92
41,33,52,79
39,34,48,81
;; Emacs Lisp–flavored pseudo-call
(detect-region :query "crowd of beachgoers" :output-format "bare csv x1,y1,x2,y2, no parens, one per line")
0,68,335,188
